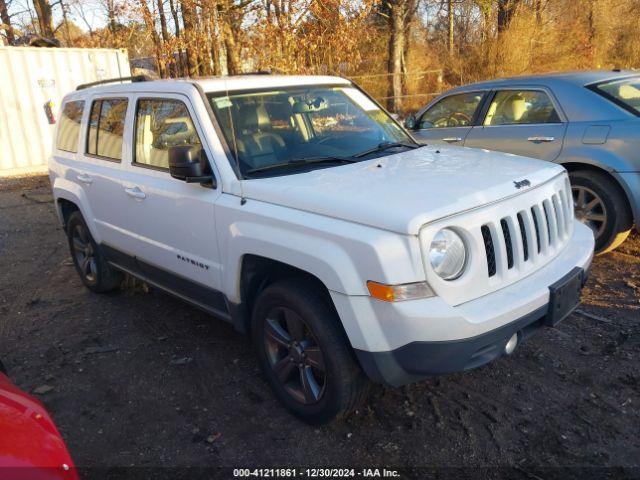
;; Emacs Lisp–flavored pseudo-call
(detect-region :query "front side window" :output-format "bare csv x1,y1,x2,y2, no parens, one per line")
56,101,84,153
134,99,202,169
590,76,640,116
86,98,128,160
419,92,484,129
483,90,560,126
208,85,411,177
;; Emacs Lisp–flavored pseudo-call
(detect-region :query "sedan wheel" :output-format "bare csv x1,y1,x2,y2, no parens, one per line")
572,185,607,239
568,170,633,254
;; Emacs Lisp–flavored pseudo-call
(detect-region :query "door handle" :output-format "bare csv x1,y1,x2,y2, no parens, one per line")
124,186,146,200
527,136,555,142
442,137,462,143
77,173,93,185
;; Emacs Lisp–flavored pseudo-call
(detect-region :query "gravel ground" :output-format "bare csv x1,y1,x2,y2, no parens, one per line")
1,175,638,478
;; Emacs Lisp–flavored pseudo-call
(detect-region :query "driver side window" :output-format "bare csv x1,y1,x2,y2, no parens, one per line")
419,92,484,129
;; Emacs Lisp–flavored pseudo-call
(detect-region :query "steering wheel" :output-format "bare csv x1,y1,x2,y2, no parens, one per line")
432,111,472,128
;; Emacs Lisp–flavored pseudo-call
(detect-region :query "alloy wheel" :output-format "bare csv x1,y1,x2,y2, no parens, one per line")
572,185,607,239
71,224,97,283
263,306,326,405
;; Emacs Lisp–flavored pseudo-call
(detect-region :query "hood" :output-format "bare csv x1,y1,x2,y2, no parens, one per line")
241,145,566,235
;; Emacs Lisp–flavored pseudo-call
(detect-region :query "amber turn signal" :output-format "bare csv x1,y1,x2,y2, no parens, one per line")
367,281,434,302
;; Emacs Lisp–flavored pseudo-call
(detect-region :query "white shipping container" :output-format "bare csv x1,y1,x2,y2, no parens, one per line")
0,47,130,175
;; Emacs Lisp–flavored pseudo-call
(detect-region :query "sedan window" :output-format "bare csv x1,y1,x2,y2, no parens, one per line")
419,92,484,129
484,90,560,126
590,77,640,115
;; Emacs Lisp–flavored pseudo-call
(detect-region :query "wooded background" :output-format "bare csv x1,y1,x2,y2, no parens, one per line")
1,0,639,113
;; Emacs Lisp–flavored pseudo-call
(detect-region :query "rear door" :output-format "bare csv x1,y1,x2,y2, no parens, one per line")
464,88,568,161
411,91,488,146
76,94,132,250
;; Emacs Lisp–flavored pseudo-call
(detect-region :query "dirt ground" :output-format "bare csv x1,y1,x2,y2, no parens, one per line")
1,175,638,478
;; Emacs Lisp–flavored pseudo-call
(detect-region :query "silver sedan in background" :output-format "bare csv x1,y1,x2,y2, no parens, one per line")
404,70,640,253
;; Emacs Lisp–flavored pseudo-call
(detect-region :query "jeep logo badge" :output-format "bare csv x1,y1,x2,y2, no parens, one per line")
514,179,531,189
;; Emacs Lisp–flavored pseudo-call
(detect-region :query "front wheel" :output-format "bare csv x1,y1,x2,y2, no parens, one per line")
251,279,371,424
570,170,633,254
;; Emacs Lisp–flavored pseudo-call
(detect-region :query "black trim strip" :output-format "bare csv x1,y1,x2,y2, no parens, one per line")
101,244,231,321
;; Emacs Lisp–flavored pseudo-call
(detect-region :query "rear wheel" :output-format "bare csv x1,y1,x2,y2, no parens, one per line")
570,170,632,254
66,211,122,293
252,279,370,424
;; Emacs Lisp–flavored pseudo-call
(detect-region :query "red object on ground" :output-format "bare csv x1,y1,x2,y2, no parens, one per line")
0,371,78,480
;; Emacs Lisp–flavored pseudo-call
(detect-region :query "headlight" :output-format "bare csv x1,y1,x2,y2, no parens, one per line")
429,228,466,280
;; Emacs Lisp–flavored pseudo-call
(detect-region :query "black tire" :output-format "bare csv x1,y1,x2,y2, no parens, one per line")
66,211,122,293
251,279,371,424
570,170,633,254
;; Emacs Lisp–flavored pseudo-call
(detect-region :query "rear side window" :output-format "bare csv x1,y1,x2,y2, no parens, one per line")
56,101,85,153
134,98,202,170
590,77,640,116
483,90,560,125
86,98,128,160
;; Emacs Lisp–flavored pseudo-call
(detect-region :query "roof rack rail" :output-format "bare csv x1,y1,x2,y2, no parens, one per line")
76,75,153,91
236,70,272,76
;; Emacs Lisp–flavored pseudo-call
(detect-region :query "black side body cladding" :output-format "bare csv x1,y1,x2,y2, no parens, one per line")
101,244,239,328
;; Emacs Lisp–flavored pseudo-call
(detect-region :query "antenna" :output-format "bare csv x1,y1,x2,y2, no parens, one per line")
224,78,246,205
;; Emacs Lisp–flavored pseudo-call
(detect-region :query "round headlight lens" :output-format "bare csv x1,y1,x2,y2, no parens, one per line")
429,228,466,280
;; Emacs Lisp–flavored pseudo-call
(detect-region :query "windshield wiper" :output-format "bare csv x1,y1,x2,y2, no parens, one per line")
245,156,357,175
352,141,421,158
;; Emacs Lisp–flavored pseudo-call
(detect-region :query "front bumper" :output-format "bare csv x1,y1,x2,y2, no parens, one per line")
331,221,594,386
355,269,588,386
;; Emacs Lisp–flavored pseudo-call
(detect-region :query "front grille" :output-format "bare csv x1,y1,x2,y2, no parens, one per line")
480,181,573,278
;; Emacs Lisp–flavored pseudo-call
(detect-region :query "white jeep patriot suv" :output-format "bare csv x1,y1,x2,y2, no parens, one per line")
49,74,594,423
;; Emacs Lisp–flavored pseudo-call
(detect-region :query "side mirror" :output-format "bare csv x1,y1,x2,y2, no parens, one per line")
404,114,417,130
168,145,216,187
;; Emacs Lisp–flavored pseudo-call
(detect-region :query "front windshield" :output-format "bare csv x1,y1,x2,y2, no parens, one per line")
207,85,413,177
592,76,640,115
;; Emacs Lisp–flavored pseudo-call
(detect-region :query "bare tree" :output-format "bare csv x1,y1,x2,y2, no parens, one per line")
382,0,418,112
497,0,518,33
33,0,55,38
180,0,200,77
447,0,454,54
0,0,15,44
139,0,166,76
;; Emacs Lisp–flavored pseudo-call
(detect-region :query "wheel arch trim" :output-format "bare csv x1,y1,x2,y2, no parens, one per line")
52,178,101,243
